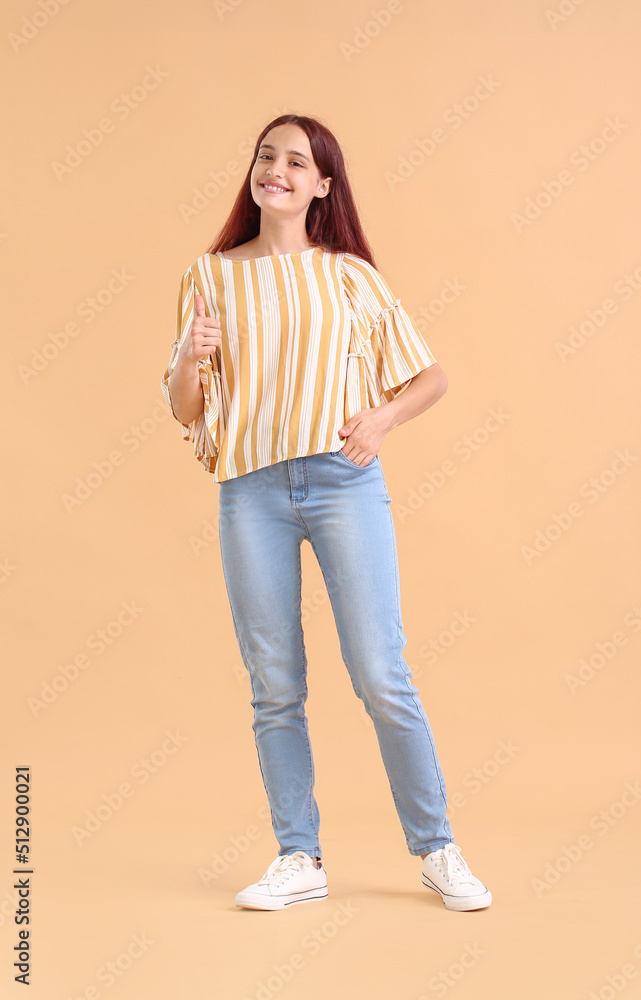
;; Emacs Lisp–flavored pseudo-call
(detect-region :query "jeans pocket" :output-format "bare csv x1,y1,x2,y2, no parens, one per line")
334,448,378,468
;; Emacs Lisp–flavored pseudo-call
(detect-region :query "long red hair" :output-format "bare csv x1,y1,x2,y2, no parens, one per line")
204,114,377,268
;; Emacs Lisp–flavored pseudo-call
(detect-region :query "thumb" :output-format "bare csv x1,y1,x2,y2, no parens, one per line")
194,291,205,316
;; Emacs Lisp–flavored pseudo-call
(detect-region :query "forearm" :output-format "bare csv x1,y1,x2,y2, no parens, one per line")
383,363,448,433
168,356,205,425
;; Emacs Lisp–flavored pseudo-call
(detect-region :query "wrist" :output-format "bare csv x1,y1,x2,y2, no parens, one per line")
174,351,200,373
381,398,400,433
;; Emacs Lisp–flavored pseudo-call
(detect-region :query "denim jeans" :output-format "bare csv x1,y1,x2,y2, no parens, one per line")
218,449,455,859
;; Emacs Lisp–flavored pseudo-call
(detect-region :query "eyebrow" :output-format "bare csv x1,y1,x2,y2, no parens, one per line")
258,143,310,163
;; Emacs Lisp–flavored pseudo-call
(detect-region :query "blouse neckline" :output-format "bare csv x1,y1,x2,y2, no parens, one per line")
214,248,321,263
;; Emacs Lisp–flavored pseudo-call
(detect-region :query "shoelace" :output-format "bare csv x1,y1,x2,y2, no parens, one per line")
257,851,312,887
428,844,480,888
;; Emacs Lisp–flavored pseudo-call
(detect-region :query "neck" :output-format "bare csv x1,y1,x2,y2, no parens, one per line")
251,218,314,257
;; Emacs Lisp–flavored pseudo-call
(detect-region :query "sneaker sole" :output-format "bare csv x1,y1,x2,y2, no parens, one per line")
235,886,329,911
422,875,492,911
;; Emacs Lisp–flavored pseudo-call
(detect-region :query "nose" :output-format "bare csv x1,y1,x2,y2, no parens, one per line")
266,156,285,177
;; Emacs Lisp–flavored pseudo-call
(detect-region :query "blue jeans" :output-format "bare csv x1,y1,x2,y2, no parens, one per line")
218,449,455,858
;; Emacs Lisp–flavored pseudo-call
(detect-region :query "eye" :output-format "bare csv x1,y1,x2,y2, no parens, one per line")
258,154,304,167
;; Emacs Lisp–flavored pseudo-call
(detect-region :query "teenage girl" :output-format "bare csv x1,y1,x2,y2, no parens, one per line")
162,113,491,912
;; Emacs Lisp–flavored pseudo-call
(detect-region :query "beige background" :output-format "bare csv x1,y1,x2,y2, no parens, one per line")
2,0,641,997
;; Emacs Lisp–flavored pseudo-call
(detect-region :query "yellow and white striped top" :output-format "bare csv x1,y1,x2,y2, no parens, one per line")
160,248,437,483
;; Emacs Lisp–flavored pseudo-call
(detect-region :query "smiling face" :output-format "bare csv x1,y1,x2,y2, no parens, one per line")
250,124,332,218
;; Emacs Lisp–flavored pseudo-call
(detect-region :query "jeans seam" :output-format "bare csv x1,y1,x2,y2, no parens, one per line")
386,502,450,816
295,547,317,844
226,599,281,838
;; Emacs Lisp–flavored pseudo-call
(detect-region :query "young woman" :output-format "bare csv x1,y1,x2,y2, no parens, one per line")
161,113,492,912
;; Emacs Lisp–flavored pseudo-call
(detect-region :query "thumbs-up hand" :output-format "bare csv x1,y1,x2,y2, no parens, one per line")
180,292,222,363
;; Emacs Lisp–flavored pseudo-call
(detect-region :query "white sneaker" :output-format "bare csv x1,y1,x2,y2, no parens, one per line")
422,843,492,911
235,851,328,910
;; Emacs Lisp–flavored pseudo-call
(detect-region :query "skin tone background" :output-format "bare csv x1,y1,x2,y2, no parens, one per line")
1,1,640,997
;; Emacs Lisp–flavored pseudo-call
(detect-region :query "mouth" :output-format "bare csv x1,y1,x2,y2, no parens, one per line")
260,183,290,193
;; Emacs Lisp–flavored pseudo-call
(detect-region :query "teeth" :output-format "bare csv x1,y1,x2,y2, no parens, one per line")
263,184,288,192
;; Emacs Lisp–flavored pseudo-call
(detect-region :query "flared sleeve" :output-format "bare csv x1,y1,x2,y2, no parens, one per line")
160,267,221,474
341,254,437,418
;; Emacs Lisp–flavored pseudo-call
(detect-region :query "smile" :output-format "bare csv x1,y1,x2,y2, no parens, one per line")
261,183,290,193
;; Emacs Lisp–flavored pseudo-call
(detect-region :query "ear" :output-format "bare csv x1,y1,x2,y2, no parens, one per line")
316,176,332,198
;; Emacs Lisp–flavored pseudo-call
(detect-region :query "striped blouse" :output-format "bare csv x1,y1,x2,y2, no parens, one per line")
160,248,437,483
